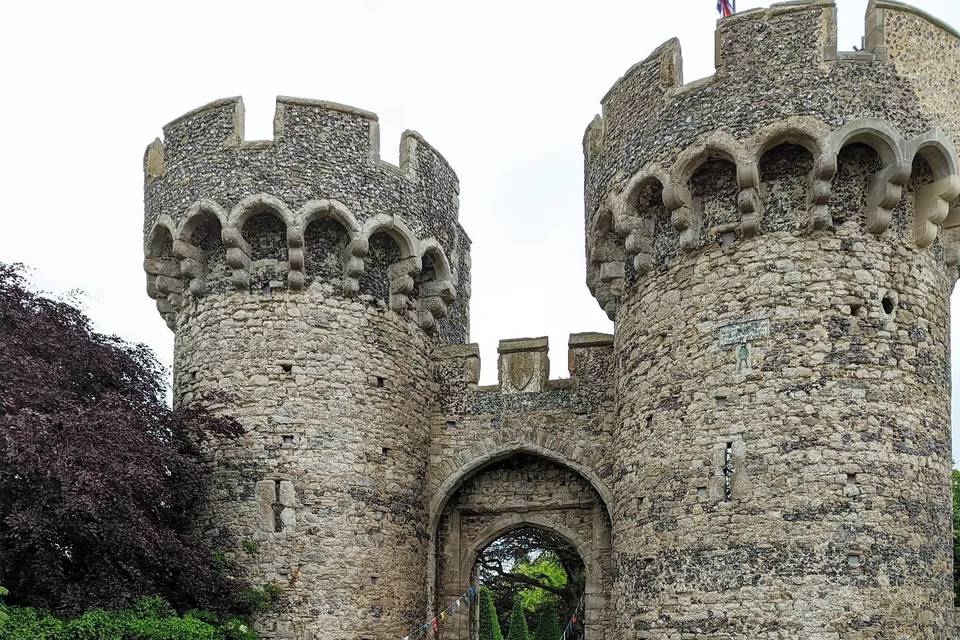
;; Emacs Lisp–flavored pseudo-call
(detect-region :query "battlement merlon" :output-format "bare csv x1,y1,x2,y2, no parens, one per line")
143,96,463,249
432,333,614,398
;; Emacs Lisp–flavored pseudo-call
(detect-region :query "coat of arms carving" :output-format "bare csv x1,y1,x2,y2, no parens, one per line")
509,355,535,390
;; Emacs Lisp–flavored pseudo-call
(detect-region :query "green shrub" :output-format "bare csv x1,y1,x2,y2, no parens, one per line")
533,600,562,640
219,618,256,640
235,583,282,615
505,600,530,640
0,606,65,640
184,610,219,625
0,595,261,640
478,587,503,640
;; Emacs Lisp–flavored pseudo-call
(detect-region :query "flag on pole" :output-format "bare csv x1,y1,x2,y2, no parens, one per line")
717,0,735,17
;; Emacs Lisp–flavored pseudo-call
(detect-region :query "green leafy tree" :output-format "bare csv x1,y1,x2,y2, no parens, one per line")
953,469,960,605
533,600,562,640
514,554,566,615
505,599,530,640
478,587,504,640
476,528,581,627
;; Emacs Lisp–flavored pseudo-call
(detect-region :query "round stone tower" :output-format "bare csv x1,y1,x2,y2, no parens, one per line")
585,1,960,637
142,96,470,639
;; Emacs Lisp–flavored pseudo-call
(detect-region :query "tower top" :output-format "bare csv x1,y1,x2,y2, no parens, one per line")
142,97,470,339
584,0,960,318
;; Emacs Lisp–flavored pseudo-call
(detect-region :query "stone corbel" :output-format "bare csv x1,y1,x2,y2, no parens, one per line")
174,240,208,296
286,226,305,291
222,227,252,290
388,255,422,314
913,175,960,248
343,237,368,296
416,280,456,331
865,161,910,235
664,184,698,252
143,252,183,329
606,192,649,276
736,162,761,237
806,154,837,232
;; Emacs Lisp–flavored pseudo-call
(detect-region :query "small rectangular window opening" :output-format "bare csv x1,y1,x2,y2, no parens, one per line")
722,441,735,502
272,479,283,533
282,435,294,445
376,376,385,388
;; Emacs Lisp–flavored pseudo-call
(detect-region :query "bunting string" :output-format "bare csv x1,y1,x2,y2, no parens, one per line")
399,586,477,640
559,593,585,640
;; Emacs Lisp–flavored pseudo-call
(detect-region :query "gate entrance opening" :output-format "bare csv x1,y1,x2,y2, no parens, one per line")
432,452,611,639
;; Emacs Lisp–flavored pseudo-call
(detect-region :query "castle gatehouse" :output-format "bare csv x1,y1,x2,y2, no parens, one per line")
142,2,960,637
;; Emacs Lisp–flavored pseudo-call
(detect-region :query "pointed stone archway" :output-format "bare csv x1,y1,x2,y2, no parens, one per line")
431,452,611,640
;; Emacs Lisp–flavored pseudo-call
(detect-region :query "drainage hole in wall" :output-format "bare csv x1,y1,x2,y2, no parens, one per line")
881,290,897,315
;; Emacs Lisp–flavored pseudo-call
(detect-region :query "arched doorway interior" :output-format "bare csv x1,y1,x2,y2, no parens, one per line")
433,453,611,639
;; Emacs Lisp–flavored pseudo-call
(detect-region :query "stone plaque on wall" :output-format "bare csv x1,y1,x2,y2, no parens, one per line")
716,319,769,347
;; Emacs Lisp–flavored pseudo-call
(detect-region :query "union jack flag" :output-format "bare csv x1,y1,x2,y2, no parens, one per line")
717,0,735,17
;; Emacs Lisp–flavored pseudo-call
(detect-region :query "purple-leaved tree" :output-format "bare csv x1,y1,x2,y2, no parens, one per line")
0,263,245,615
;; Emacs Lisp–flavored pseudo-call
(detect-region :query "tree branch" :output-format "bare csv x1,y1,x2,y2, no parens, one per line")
477,558,566,596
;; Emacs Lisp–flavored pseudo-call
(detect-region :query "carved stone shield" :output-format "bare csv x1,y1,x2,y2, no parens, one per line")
509,356,534,390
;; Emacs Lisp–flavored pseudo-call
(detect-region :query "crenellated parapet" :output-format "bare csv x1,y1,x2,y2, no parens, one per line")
432,332,615,400
584,0,960,319
143,97,470,340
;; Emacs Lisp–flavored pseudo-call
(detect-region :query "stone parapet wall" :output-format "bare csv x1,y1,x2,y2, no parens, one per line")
428,333,616,511
146,96,460,245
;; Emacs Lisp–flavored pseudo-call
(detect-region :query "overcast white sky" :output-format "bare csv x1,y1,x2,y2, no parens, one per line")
2,0,960,462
